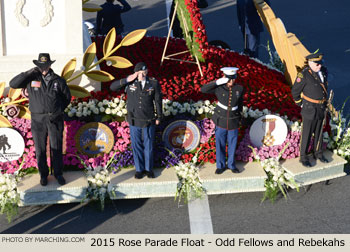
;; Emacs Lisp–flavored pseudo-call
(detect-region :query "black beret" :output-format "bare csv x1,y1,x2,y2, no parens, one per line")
134,62,147,72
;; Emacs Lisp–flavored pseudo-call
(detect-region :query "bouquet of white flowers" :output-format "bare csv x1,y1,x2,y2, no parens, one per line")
170,148,206,204
249,144,299,202
0,162,24,222
327,99,350,161
76,154,116,211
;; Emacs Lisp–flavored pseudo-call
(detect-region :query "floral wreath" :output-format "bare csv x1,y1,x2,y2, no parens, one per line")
174,0,208,62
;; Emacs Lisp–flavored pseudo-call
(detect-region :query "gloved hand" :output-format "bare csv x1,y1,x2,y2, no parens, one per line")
26,67,40,77
216,77,229,86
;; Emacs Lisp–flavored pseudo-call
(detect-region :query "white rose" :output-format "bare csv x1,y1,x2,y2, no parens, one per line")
103,99,108,105
96,180,103,187
122,108,127,114
105,108,111,114
98,102,103,107
93,108,99,114
76,111,82,117
99,107,105,113
117,111,123,117
99,187,107,194
0,176,5,184
198,108,204,114
204,107,210,113
164,111,170,116
191,108,196,115
204,100,210,106
114,98,120,103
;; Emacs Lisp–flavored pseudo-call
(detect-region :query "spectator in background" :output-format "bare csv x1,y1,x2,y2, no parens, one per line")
236,0,270,58
96,0,131,36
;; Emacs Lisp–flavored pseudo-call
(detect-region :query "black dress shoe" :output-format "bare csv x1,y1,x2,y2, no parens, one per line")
318,156,329,163
301,160,312,167
231,168,241,174
144,170,155,178
55,175,66,185
215,168,225,174
40,177,48,186
134,172,144,179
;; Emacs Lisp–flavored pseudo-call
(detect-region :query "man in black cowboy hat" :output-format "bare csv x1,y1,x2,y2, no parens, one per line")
110,62,163,179
292,52,329,167
10,53,71,186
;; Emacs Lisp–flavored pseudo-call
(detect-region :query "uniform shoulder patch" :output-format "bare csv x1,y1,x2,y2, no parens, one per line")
297,72,303,78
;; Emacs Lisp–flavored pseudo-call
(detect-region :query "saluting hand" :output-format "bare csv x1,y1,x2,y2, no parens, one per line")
126,72,138,82
26,67,40,77
216,77,229,85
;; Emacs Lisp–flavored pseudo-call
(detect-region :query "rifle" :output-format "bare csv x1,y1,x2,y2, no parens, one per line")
316,90,334,152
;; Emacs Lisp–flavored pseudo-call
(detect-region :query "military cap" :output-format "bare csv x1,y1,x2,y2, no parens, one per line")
306,52,324,64
220,67,239,79
134,62,148,72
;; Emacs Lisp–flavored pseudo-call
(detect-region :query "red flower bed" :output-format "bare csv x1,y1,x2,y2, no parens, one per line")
92,35,300,120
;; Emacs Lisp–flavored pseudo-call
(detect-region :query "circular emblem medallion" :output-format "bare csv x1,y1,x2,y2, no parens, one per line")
75,122,115,157
0,128,25,162
249,115,288,148
162,120,200,152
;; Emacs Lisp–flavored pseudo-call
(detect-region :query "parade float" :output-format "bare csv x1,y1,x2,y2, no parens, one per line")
0,0,349,220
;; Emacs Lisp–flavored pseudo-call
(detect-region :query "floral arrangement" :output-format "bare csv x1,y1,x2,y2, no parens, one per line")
250,145,299,202
172,149,206,203
173,0,208,62
66,97,127,119
236,129,301,162
327,100,350,161
77,153,117,211
0,165,23,223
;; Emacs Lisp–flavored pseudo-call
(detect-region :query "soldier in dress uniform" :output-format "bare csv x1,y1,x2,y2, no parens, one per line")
110,62,163,179
292,52,329,167
201,67,245,174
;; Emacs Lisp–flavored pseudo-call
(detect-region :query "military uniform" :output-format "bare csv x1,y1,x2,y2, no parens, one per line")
96,0,131,35
110,68,162,177
201,67,245,173
236,0,270,58
292,64,328,165
10,66,71,182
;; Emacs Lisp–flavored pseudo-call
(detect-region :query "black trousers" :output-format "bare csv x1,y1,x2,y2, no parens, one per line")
300,116,324,162
31,113,64,178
